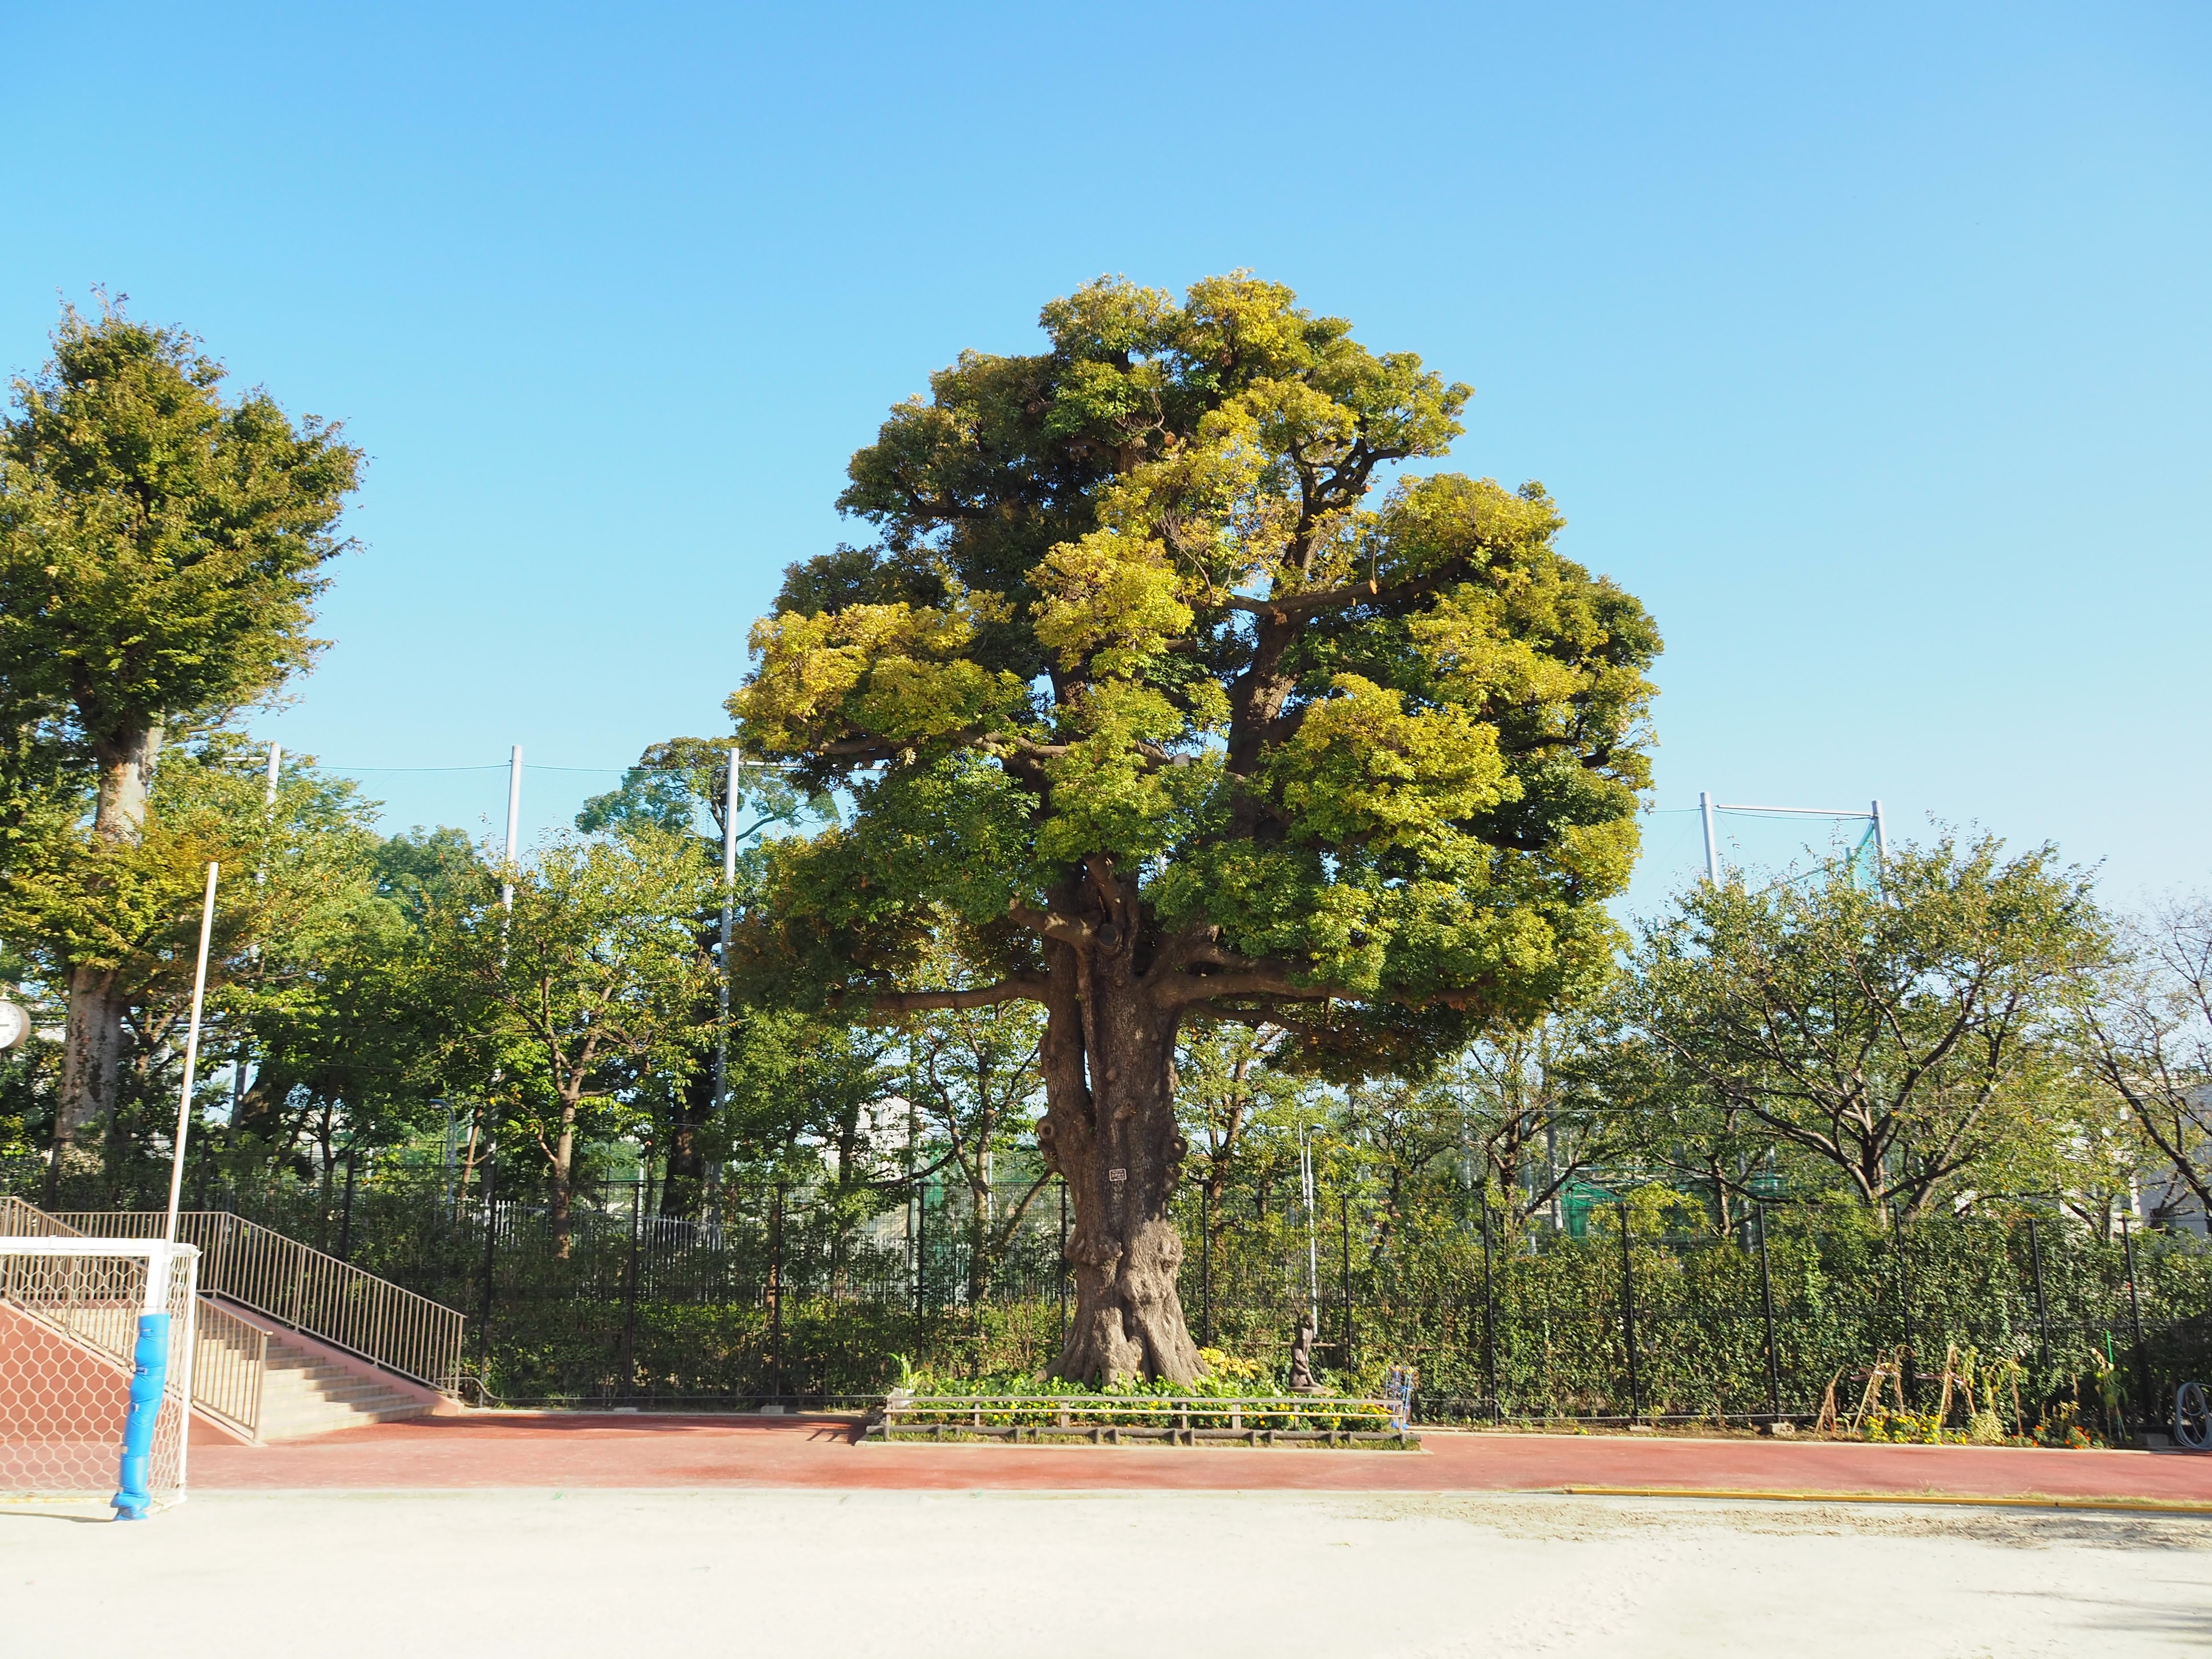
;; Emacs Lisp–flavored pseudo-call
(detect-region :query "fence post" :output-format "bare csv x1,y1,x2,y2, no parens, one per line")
288,1226,308,1328
1199,1182,1212,1350
338,1148,358,1265
2121,1217,2151,1432
1756,1202,1780,1422
1340,1190,1355,1371
476,1153,497,1381
1618,1203,1640,1426
914,1173,927,1350
2027,1214,2052,1376
1479,1194,1497,1422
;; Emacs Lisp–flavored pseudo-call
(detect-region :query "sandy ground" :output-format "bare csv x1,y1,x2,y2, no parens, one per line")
3,1488,2207,1658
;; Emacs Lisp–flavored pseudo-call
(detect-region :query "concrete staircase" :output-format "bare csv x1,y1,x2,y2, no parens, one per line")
205,1302,442,1442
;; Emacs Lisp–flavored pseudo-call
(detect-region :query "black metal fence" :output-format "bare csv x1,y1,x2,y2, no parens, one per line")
9,1154,2207,1426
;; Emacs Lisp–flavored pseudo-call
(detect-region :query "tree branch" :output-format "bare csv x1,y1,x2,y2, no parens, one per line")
838,976,1049,1020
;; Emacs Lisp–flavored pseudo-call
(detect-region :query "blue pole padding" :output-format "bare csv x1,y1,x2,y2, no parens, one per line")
111,1311,170,1521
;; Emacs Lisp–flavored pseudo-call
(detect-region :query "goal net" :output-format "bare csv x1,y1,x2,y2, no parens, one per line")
1,1238,200,1515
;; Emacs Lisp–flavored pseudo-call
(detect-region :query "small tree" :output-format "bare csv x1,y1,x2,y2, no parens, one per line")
730,274,1659,1380
0,300,360,1152
2076,897,2212,1226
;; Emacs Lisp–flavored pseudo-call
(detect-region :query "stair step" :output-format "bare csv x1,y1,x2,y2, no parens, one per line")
256,1403,430,1440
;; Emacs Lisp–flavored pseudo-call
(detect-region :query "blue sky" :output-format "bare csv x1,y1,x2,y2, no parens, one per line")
3,1,2205,918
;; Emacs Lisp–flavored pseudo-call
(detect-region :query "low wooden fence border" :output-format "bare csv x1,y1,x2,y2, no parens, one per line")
870,1392,1420,1448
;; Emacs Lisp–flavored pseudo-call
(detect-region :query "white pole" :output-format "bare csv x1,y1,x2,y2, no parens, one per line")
708,749,742,1223
1871,798,1889,869
262,742,281,813
1700,790,1720,884
163,863,220,1251
502,745,523,910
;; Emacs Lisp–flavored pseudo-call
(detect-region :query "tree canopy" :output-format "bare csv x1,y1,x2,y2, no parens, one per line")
733,273,1659,1060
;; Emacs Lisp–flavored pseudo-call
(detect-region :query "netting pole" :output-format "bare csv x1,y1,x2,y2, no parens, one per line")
1896,1222,1917,1409
769,1180,786,1403
1756,1202,1781,1421
2027,1214,2052,1376
1618,1203,1641,1427
1199,1182,1212,1349
1479,1194,1497,1421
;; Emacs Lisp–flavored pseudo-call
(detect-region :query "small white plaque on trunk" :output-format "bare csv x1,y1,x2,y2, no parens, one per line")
1108,1168,1127,1183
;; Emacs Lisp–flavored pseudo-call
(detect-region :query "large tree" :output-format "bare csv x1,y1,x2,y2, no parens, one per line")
0,299,360,1154
729,275,1659,1381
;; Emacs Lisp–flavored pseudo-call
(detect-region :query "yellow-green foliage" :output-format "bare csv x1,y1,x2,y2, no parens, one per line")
728,272,1660,1069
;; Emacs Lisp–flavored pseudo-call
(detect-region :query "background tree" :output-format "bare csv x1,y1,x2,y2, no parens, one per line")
427,827,715,1252
577,738,812,1217
2076,895,2212,1226
1612,837,2107,1225
0,299,360,1154
1176,1020,1300,1283
902,954,1051,1302
1446,1017,1636,1227
0,740,415,1201
730,273,1659,1381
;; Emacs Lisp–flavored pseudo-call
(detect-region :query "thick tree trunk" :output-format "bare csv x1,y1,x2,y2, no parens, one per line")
1037,938,1204,1384
551,1103,577,1259
53,724,163,1168
660,1063,714,1220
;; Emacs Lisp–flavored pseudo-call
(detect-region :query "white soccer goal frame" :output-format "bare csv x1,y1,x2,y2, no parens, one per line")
0,1238,201,1512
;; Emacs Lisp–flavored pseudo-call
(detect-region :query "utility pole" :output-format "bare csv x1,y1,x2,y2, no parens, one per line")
1700,790,1719,884
1871,798,1889,870
502,745,523,911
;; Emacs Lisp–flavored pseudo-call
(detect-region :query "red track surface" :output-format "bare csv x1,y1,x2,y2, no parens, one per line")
188,1413,2212,1504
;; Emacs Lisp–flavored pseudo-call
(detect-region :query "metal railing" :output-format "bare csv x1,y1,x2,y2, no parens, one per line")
187,1301,270,1439
1,1198,268,1438
0,1195,72,1238
40,1211,465,1392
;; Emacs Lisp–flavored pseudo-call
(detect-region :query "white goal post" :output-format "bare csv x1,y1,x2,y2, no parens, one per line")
0,1238,200,1516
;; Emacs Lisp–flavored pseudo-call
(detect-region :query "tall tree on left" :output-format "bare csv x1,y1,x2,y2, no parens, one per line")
0,297,360,1164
